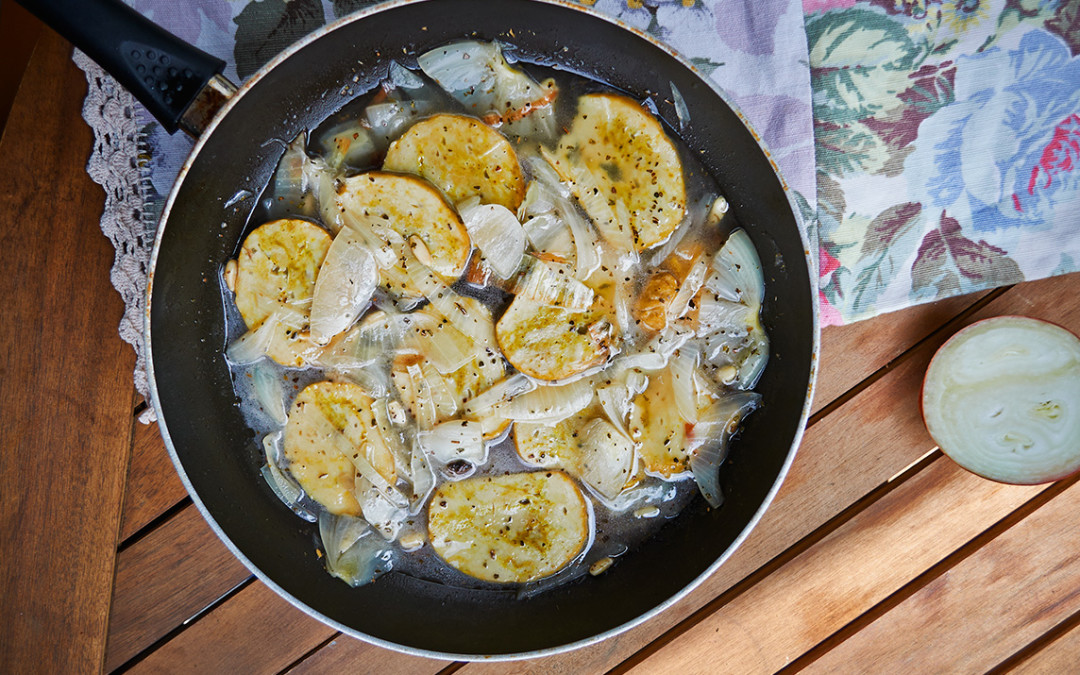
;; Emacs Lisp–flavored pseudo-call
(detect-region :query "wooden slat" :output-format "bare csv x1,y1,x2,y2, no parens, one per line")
0,31,137,672
810,291,988,415
105,505,251,671
286,636,449,674
459,271,1080,675
805,477,1080,673
1010,619,1080,674
627,458,1049,674
128,581,336,673
458,298,959,674
118,420,187,541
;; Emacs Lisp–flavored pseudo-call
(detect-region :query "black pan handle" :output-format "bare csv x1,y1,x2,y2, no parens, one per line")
15,0,228,134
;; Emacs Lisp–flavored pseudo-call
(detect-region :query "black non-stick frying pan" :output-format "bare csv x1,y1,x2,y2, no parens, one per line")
21,0,818,659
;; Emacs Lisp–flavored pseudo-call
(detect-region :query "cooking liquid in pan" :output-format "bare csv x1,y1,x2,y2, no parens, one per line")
221,44,769,594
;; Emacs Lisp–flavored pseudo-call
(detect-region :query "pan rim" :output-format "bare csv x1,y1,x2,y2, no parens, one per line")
144,0,821,661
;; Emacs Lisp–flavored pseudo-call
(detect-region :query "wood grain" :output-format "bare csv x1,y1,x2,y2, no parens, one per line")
805,477,1080,673
128,581,336,673
286,636,450,675
455,294,969,675
811,291,989,415
627,459,1049,674
118,420,187,541
457,272,1080,675
0,30,137,672
1009,618,1080,674
105,505,251,671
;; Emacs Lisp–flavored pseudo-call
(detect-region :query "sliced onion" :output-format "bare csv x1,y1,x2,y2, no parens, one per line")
225,309,303,365
417,419,487,466
310,228,379,345
407,439,436,514
403,359,460,430
260,431,317,521
318,511,394,587
497,378,595,423
922,316,1080,485
418,41,558,140
669,346,701,424
521,154,602,279
356,476,407,541
461,373,536,417
318,120,378,171
311,310,405,371
514,257,594,310
400,311,474,375
458,199,526,279
271,133,310,212
404,255,495,346
667,256,710,324
707,229,764,307
251,362,288,426
574,418,637,502
670,81,690,132
522,212,575,260
689,391,761,508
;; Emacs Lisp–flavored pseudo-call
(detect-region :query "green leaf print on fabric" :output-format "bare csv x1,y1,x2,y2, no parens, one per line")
331,0,381,19
849,202,923,313
808,9,921,124
233,0,326,81
912,211,1024,298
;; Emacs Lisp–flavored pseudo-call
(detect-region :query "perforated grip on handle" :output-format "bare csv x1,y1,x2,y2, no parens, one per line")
16,0,225,134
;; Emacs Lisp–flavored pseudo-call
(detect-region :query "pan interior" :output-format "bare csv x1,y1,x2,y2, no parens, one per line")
149,0,815,658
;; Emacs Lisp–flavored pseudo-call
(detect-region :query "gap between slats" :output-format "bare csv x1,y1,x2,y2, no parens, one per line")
777,470,1080,673
110,286,1011,672
111,576,256,674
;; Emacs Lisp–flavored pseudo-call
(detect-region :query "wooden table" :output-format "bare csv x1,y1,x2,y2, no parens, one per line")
5,30,1080,674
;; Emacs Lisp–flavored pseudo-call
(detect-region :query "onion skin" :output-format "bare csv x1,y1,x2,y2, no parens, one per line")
921,315,1080,485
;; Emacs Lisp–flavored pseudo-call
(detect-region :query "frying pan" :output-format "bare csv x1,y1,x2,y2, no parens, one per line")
22,0,819,659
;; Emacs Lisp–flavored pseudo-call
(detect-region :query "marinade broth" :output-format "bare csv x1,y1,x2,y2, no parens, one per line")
226,53,741,592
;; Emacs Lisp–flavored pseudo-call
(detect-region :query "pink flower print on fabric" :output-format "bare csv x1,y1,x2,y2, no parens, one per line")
1017,114,1080,212
818,246,844,326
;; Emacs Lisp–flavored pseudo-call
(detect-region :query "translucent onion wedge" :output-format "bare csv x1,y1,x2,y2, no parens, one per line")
707,229,764,306
689,392,761,508
408,442,436,514
669,346,701,424
226,311,298,365
399,311,474,375
514,257,594,310
597,368,649,438
318,120,377,171
418,419,487,466
458,199,526,279
261,431,316,521
418,41,558,140
461,373,536,417
497,378,595,423
356,476,408,540
251,362,288,426
922,316,1080,485
318,511,394,587
521,154,602,279
574,418,637,502
309,228,378,345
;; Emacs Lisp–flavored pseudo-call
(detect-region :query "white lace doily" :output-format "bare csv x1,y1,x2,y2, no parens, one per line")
74,50,157,422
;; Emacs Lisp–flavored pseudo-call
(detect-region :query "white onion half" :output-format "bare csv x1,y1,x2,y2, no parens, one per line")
922,316,1080,485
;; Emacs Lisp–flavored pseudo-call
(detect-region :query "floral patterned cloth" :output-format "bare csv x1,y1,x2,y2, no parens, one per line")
90,0,1080,331
809,0,1080,325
